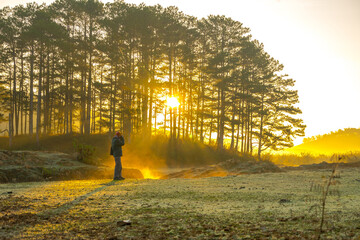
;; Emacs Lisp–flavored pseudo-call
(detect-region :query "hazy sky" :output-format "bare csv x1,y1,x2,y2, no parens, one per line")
1,0,359,144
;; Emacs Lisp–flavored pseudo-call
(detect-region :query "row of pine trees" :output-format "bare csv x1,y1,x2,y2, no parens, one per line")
0,0,305,158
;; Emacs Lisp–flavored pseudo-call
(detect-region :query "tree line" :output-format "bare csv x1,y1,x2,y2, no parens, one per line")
0,0,305,158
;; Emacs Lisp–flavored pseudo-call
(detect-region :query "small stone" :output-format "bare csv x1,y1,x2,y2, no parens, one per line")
108,237,119,240
279,199,291,204
117,220,131,227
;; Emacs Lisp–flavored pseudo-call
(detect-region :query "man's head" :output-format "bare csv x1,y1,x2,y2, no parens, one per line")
116,131,121,137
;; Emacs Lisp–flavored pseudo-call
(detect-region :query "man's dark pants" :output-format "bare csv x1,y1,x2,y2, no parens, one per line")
114,156,122,179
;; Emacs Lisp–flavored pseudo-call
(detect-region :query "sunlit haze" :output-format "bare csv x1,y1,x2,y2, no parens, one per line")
1,0,359,145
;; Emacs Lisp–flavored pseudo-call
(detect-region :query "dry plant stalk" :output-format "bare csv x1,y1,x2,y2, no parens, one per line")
317,154,341,240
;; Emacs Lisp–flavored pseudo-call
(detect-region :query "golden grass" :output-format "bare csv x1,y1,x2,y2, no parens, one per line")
1,169,359,239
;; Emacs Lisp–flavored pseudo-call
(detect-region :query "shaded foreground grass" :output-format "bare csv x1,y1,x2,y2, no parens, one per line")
1,169,360,239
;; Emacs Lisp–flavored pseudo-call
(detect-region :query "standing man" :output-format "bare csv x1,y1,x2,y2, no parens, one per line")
111,131,125,180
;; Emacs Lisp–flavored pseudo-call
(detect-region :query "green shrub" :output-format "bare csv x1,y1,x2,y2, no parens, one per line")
73,139,96,165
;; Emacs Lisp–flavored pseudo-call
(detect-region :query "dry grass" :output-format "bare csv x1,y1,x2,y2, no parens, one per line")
1,168,360,239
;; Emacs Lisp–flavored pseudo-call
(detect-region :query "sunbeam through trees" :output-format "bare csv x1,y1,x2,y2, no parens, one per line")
0,0,305,158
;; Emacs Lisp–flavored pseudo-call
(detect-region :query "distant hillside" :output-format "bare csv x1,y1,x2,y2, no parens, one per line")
285,128,360,155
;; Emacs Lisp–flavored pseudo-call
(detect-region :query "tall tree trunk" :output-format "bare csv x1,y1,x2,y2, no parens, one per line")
80,70,85,135
148,54,156,135
44,50,50,135
112,65,117,132
246,101,251,153
86,55,92,135
195,76,200,141
230,103,236,150
168,44,173,139
69,70,73,133
240,95,245,153
257,93,265,160
9,113,12,148
142,54,149,136
172,53,177,140
164,107,167,135
148,84,153,135
65,54,69,134
230,87,238,150
235,99,242,151
29,46,34,136
36,48,43,146
250,108,253,154
199,75,205,143
217,87,225,149
109,68,113,133
216,88,220,146
64,21,70,135
209,115,213,145
86,18,93,135
188,72,192,139
49,52,55,134
81,19,87,135
91,86,96,133
19,48,24,135
99,68,103,133
13,50,18,136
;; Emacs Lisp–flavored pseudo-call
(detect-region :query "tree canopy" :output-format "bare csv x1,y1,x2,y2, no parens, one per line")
0,0,305,158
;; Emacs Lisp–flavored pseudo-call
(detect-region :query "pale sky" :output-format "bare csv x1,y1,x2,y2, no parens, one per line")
1,0,359,145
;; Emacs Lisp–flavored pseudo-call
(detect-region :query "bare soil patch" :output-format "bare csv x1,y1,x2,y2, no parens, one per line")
162,158,282,179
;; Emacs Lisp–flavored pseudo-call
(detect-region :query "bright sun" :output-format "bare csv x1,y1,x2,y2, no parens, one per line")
166,96,180,108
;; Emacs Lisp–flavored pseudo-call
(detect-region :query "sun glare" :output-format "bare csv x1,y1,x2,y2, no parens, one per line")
141,168,160,179
166,96,180,108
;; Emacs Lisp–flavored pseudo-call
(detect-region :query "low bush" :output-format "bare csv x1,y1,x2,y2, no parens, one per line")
72,139,96,165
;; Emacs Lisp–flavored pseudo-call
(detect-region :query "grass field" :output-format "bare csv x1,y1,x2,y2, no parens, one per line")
1,168,360,239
